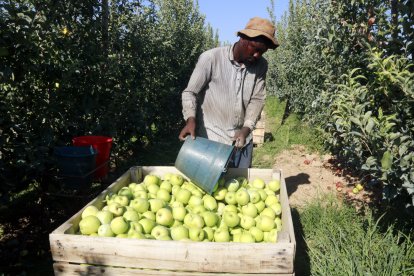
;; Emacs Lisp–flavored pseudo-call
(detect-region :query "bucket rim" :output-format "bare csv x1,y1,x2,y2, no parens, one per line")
54,146,98,157
72,136,113,144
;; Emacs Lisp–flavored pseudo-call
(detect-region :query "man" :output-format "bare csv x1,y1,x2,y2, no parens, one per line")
179,17,279,168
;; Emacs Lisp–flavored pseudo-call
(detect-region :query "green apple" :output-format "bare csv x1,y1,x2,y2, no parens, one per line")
170,225,189,240
156,208,174,227
188,227,205,241
129,221,144,233
114,195,130,207
225,178,240,192
240,215,256,230
128,182,138,190
104,193,116,205
116,233,128,238
79,216,101,235
252,178,265,189
123,209,140,222
143,174,160,186
151,225,170,240
95,210,113,224
240,232,255,243
129,198,150,213
232,233,242,242
236,176,248,188
202,195,218,211
183,213,204,229
170,174,184,186
172,206,187,221
213,187,227,201
249,226,264,242
254,201,266,213
163,172,173,181
202,211,219,227
133,184,146,192
191,205,206,215
81,205,99,219
224,191,237,205
159,180,172,193
248,189,261,204
191,188,204,198
257,189,268,201
223,212,240,228
261,207,276,220
176,188,192,204
203,226,214,241
107,202,125,217
256,215,275,232
188,195,203,208
110,216,129,235
172,220,183,227
230,228,242,236
265,194,279,207
156,188,171,203
235,188,250,206
128,230,145,239
138,218,156,234
149,198,165,212
141,210,156,221
146,183,160,195
214,227,230,242
133,190,148,199
275,217,282,231
270,202,282,216
264,229,278,242
267,180,281,192
171,185,181,196
216,202,226,215
241,203,258,218
97,224,114,237
223,204,238,214
118,187,133,199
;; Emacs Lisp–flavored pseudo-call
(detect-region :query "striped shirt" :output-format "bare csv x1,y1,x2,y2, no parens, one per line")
182,44,267,146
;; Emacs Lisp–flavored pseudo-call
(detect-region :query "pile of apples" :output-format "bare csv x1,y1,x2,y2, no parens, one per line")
78,173,282,243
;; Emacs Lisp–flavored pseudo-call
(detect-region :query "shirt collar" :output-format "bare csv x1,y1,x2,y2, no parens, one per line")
228,43,245,68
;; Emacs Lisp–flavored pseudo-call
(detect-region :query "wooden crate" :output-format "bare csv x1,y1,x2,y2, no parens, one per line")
253,111,265,146
50,166,296,275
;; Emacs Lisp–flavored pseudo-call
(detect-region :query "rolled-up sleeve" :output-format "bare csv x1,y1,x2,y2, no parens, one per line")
182,52,212,121
243,64,267,130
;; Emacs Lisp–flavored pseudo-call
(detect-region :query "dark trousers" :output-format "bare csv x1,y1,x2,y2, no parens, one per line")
229,140,253,168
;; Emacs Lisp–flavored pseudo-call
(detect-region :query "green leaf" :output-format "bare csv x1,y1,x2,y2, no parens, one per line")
381,151,393,170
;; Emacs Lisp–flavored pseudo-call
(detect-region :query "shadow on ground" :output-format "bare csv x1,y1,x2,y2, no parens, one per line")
291,208,311,276
285,173,311,197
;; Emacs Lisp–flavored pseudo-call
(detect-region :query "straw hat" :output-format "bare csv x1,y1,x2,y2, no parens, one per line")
237,17,279,49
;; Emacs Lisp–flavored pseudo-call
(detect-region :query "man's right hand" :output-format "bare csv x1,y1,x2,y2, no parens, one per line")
178,117,196,141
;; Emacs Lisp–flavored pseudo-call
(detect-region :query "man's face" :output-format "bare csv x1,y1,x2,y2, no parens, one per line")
239,38,268,66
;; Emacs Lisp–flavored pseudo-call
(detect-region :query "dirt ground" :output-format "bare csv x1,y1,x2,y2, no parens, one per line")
272,145,344,208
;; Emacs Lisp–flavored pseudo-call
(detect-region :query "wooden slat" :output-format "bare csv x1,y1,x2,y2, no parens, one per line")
50,166,295,275
50,235,294,274
54,262,295,276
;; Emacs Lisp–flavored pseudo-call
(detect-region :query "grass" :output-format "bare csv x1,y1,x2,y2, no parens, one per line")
252,96,325,168
300,194,414,276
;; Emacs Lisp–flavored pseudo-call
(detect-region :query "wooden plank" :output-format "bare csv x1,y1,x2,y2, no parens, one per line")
50,235,294,274
50,166,295,275
54,262,295,276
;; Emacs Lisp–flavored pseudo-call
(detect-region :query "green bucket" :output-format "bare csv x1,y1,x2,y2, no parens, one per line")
175,137,235,194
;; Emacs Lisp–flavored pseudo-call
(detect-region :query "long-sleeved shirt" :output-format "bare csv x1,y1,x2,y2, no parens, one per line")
182,43,267,146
